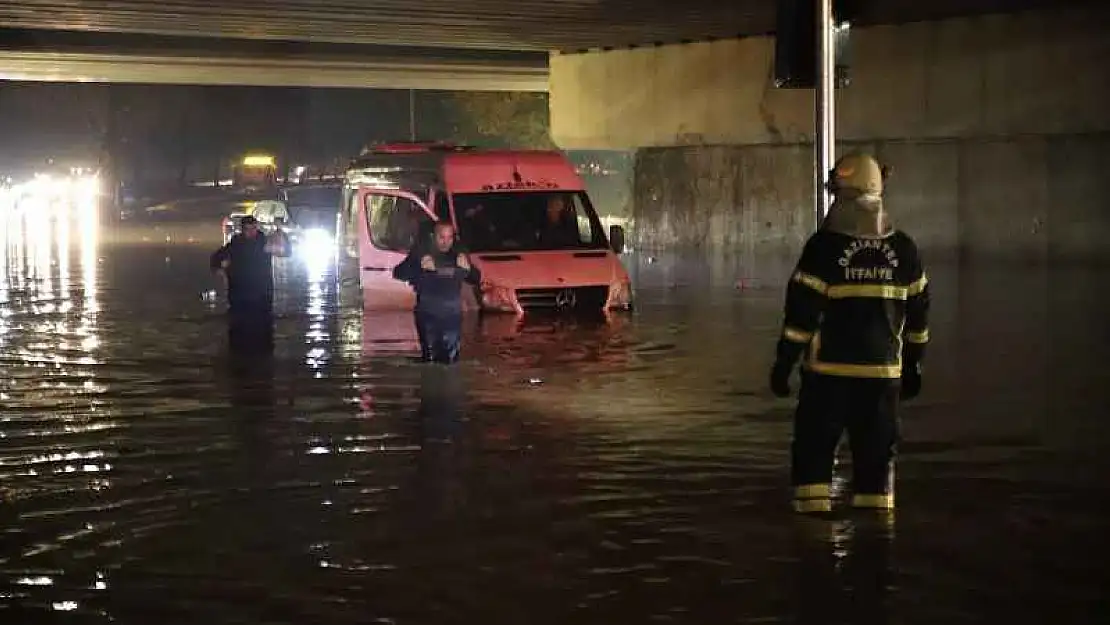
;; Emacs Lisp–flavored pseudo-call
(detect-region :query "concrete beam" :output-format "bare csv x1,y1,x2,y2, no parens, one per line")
0,50,549,91
550,6,1110,148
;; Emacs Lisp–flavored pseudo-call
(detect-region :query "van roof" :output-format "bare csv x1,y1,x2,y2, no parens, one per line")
359,140,471,154
442,151,583,194
346,147,583,194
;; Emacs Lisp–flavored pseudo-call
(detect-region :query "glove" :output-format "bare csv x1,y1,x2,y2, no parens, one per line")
770,338,805,398
770,361,794,398
900,362,922,401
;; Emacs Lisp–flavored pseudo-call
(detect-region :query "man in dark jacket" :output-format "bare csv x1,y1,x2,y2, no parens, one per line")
535,194,582,249
393,222,481,364
770,153,931,515
210,215,290,350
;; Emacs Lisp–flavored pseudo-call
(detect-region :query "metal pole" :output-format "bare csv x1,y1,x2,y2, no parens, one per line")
814,0,835,229
408,89,416,141
825,11,837,198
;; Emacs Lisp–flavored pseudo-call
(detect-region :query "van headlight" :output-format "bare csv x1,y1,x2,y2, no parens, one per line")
480,282,522,315
607,279,633,310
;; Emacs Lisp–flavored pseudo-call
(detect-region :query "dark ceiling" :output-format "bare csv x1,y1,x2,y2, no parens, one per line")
0,0,1095,54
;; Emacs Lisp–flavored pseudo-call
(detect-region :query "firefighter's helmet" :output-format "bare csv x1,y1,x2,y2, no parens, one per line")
829,153,886,197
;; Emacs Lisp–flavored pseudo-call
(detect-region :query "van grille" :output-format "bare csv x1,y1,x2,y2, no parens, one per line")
515,285,609,310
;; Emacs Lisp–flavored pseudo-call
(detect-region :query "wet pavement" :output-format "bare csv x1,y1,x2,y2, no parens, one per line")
1,198,1108,624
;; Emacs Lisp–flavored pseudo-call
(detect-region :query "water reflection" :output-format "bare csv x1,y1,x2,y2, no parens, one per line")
414,365,466,445
301,258,334,375
1,183,107,620
792,514,894,625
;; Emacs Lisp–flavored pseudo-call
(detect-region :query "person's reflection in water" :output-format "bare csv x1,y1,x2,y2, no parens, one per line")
415,365,466,444
219,307,284,475
409,365,469,520
216,338,312,623
228,348,275,409
226,335,278,458
792,512,895,625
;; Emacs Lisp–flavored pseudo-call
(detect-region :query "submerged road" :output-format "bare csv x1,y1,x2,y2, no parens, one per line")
1,194,1107,624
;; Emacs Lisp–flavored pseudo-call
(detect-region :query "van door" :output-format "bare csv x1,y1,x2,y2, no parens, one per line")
356,188,436,310
339,191,359,260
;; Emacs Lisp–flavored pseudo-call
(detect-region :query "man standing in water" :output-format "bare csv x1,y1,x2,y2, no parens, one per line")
210,215,290,350
393,222,481,364
769,153,931,514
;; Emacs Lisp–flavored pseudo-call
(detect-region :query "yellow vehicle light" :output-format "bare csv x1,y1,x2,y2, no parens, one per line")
242,155,275,167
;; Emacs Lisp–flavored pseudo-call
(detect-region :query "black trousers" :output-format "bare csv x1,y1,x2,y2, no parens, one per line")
791,373,900,512
414,309,462,364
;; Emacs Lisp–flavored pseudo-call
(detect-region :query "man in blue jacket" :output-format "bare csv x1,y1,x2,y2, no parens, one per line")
393,222,481,364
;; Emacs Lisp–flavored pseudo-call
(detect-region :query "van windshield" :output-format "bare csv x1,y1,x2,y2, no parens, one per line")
291,207,336,234
453,191,608,253
285,185,341,210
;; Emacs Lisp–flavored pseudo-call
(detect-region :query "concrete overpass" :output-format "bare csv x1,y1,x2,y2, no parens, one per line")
2,0,1107,262
0,29,549,91
0,0,1080,90
0,0,767,90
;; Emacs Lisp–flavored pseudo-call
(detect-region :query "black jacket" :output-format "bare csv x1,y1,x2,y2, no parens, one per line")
211,233,278,310
775,229,931,379
393,247,482,315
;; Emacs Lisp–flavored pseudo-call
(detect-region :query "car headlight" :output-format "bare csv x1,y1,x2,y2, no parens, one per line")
297,228,334,260
480,282,522,314
606,279,633,309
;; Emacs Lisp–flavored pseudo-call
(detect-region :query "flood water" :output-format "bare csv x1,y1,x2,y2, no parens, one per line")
2,199,1108,624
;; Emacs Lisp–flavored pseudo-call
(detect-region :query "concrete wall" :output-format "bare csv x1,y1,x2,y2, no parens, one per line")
632,135,1109,263
549,6,1110,262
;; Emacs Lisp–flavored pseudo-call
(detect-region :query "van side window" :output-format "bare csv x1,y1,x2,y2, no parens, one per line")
433,191,452,223
366,195,432,253
342,193,359,258
570,195,595,244
366,195,392,248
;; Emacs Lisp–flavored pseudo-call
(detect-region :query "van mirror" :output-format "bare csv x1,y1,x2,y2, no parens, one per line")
609,224,626,254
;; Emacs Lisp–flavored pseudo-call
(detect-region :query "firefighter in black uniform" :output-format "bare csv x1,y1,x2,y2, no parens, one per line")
770,153,931,514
